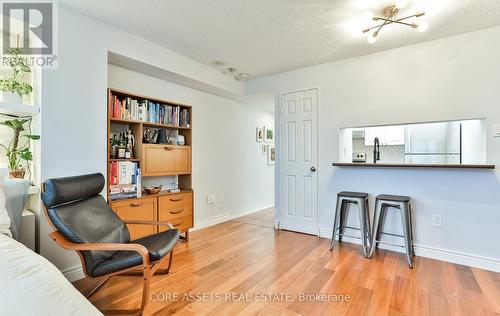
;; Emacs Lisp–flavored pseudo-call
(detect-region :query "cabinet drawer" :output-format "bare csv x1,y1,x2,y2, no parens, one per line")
159,216,192,232
142,145,191,176
111,197,157,240
159,192,193,220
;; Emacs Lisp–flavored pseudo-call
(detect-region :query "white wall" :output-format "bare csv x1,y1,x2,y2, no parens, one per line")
40,6,272,279
246,26,500,271
108,64,274,222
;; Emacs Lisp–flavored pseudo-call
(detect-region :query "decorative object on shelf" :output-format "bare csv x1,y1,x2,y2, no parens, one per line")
110,134,118,158
362,1,428,44
156,129,176,145
0,36,33,103
143,128,155,144
177,134,185,146
268,145,276,165
144,185,162,195
262,143,268,154
168,179,180,193
264,126,274,143
126,130,135,158
256,127,264,142
114,132,127,159
0,117,39,178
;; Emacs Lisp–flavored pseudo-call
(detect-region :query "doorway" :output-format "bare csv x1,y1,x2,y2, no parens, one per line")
279,89,319,235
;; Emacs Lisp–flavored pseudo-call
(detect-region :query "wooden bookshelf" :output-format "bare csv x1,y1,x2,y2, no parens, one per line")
107,88,193,241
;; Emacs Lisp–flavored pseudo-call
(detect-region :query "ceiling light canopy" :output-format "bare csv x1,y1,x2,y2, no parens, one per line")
362,2,429,44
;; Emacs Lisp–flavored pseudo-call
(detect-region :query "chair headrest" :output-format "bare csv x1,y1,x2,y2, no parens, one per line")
41,173,105,208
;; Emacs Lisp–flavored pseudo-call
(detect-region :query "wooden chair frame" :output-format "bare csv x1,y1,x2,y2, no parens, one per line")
43,193,177,316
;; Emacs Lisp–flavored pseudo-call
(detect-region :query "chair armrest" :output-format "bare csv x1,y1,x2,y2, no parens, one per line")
48,231,150,265
123,220,175,230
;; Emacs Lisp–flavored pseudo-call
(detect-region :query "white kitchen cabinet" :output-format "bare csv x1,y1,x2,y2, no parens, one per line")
364,127,385,146
365,126,404,146
384,126,405,145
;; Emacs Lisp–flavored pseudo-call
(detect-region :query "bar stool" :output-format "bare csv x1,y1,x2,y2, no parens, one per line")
330,191,371,258
369,194,414,268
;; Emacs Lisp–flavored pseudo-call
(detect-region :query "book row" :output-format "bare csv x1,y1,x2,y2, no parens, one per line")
110,95,190,127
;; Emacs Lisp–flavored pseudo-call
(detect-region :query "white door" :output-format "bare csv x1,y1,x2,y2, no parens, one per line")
281,89,318,235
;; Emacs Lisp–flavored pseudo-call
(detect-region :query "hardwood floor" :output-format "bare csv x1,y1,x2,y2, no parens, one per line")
232,208,275,228
74,218,500,315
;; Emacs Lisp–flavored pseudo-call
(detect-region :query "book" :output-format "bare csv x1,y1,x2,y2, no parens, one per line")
111,94,190,128
109,161,141,200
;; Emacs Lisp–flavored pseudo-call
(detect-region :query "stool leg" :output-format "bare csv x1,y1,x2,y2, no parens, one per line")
375,205,387,249
364,197,372,248
338,201,348,242
369,199,382,258
408,203,414,257
400,202,413,268
330,196,343,251
358,198,369,258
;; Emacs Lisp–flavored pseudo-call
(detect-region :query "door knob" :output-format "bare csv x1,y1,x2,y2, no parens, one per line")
310,166,317,172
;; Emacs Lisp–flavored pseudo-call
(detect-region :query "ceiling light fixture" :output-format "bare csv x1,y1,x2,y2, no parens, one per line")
362,4,428,44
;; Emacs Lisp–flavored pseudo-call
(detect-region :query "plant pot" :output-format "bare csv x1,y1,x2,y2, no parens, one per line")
1,91,22,104
9,169,25,179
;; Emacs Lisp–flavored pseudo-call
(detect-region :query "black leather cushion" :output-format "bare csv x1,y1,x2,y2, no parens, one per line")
338,191,368,198
46,195,131,275
42,173,105,208
377,194,411,202
92,229,181,277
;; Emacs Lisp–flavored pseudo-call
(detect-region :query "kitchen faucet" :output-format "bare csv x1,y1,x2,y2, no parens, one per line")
373,137,380,163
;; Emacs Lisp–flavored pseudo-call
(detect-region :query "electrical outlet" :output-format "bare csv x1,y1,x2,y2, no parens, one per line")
432,214,442,227
207,194,216,204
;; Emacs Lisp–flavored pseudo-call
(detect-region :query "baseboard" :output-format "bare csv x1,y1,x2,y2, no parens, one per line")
319,227,500,273
192,212,232,231
62,264,85,282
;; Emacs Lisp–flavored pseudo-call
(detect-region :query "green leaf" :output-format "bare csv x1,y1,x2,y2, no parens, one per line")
22,134,40,140
19,151,32,161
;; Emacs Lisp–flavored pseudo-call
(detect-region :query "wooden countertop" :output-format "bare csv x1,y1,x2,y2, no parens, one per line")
332,163,495,169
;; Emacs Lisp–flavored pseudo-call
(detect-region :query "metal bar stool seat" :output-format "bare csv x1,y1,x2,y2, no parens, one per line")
330,191,371,258
369,194,414,268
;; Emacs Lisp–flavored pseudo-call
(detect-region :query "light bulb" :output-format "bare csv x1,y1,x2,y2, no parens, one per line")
417,21,429,32
395,0,409,9
368,33,377,44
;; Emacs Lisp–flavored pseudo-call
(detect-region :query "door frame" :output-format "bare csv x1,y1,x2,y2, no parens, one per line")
277,87,320,236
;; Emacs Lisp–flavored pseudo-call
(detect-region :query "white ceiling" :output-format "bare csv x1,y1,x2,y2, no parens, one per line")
61,0,500,78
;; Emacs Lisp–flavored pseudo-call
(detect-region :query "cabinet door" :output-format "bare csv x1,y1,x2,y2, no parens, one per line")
143,145,191,176
364,127,385,146
158,192,193,229
111,197,157,240
384,126,405,145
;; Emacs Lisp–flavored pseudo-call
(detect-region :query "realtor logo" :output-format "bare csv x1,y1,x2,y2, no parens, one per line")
2,1,57,67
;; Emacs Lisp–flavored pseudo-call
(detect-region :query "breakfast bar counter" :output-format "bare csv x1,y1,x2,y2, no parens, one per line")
332,163,496,169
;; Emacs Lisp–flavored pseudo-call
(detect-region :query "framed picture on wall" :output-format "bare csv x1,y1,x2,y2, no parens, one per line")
264,126,274,143
267,145,276,165
256,127,264,142
262,143,268,154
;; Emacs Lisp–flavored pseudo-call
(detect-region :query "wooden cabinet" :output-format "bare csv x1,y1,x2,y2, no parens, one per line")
142,145,191,176
111,197,158,240
111,191,193,240
107,89,194,242
158,192,193,232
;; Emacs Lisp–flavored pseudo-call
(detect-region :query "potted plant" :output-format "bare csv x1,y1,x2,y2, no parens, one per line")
0,118,39,178
0,47,33,103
